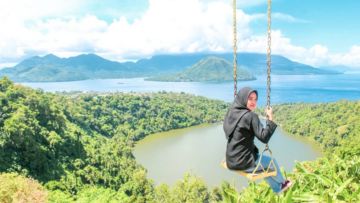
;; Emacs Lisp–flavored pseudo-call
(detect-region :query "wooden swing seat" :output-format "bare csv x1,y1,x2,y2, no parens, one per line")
221,159,277,181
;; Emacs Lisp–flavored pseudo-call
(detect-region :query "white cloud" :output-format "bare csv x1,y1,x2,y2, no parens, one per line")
199,0,267,8
245,12,309,25
330,46,360,68
0,0,360,68
0,0,86,60
0,63,17,69
239,30,307,59
272,13,309,23
238,30,360,68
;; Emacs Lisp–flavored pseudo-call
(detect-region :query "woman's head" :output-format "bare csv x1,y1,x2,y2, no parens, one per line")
224,87,258,138
234,87,258,111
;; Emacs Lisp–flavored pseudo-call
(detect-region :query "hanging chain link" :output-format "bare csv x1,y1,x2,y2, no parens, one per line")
263,0,273,171
266,0,272,108
234,0,271,103
233,0,237,98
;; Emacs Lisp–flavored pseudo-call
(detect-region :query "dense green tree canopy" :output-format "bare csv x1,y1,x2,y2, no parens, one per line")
0,77,227,202
0,77,358,202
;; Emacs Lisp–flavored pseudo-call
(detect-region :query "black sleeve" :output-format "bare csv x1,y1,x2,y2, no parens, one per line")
250,113,277,144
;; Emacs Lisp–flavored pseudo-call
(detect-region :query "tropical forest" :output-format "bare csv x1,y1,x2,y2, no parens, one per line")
0,76,359,202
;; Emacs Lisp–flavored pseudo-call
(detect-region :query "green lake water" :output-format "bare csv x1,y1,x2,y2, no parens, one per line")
133,123,323,188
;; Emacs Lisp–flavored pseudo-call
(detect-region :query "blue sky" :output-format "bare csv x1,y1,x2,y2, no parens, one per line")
74,0,149,23
0,0,359,69
244,0,360,53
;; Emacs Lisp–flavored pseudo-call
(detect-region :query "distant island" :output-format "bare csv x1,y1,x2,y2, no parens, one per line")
0,52,341,82
147,56,255,82
0,54,136,82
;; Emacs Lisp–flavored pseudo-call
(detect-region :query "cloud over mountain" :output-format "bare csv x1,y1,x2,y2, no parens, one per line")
0,0,359,69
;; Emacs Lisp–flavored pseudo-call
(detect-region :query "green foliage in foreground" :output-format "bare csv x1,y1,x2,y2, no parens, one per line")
224,153,360,202
224,101,360,202
0,173,48,203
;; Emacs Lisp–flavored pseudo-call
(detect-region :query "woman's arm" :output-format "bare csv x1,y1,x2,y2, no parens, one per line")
251,112,277,143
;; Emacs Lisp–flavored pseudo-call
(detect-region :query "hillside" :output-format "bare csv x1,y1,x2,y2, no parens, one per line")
0,77,359,202
0,77,228,202
0,54,137,82
0,53,341,82
147,56,255,82
136,53,341,76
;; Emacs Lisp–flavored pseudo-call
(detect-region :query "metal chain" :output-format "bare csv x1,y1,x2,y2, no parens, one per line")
233,0,237,98
266,0,272,108
233,0,271,104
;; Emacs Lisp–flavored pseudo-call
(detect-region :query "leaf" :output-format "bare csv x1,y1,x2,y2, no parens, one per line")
282,187,293,203
223,188,240,203
292,193,321,202
295,162,308,173
333,178,353,199
305,173,333,187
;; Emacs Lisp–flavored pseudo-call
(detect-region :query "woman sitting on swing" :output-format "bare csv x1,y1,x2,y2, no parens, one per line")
223,87,292,194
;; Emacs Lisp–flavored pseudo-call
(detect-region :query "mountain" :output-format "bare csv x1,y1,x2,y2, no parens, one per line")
0,52,341,82
317,65,356,73
0,54,137,82
148,56,255,82
219,53,335,75
136,53,341,75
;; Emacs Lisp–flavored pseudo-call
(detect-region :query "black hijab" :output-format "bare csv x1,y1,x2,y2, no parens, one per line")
223,87,258,140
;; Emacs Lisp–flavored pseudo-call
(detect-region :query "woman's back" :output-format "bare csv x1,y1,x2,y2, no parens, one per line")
226,111,276,170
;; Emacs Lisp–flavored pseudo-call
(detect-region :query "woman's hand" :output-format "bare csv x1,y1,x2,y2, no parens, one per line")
266,107,273,121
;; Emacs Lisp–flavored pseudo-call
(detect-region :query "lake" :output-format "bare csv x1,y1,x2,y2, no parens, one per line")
133,123,322,188
20,73,359,187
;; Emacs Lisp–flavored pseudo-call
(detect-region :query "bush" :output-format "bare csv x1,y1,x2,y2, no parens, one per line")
0,173,47,203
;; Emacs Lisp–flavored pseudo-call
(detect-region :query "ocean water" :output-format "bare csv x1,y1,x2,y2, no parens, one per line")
21,74,360,105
